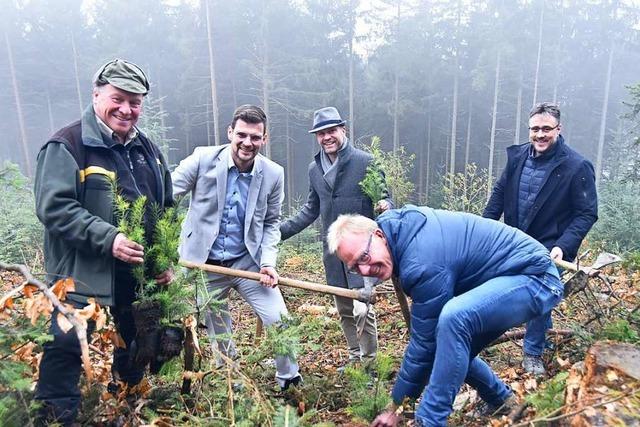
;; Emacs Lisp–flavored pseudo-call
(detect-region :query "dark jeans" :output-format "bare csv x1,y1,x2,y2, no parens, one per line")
35,302,143,425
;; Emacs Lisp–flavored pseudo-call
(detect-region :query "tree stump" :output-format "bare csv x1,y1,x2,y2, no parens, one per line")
566,341,640,426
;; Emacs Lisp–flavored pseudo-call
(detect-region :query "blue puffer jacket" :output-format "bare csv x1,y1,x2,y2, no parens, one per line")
377,206,552,404
517,142,558,228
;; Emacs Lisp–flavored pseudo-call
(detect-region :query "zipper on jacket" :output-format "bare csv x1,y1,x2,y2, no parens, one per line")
124,146,143,196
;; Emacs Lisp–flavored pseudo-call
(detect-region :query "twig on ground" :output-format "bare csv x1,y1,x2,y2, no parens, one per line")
0,262,94,381
89,344,106,357
512,388,639,426
490,328,574,346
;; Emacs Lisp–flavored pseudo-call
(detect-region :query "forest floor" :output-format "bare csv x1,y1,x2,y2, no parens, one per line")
1,251,639,426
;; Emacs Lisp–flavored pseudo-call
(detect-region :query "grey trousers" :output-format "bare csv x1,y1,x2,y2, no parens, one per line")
201,253,299,386
334,295,378,361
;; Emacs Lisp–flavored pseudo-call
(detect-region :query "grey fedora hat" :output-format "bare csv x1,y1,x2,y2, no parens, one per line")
309,107,346,133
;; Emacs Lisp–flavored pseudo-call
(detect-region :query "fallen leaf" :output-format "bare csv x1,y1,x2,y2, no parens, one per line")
23,284,38,298
51,278,75,300
503,367,518,380
524,378,538,390
556,356,570,368
57,312,74,333
107,331,126,349
14,342,36,360
94,307,107,330
183,371,206,381
297,304,327,315
130,377,152,396
510,382,523,395
583,406,597,417
150,417,175,427
606,370,619,382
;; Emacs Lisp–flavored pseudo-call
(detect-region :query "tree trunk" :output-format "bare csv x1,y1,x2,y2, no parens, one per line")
155,70,168,143
464,97,472,167
46,88,55,135
184,106,191,154
532,2,544,107
348,0,357,143
285,92,293,214
259,1,272,158
595,43,614,188
514,69,523,145
449,0,461,173
5,29,31,176
70,31,83,116
609,116,624,180
449,66,458,173
418,122,424,197
487,50,501,200
425,106,432,204
205,98,212,146
392,0,401,152
205,0,221,146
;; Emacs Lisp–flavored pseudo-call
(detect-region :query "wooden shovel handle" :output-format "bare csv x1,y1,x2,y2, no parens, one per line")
179,259,372,302
554,258,598,276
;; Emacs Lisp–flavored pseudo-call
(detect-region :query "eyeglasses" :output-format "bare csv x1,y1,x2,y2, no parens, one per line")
528,125,559,133
347,233,373,274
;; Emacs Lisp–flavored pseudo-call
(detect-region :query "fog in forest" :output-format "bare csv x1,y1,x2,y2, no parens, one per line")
2,0,639,210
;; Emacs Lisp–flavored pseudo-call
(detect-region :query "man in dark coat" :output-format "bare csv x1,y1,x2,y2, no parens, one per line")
327,207,563,426
280,107,393,366
483,102,598,374
34,59,173,425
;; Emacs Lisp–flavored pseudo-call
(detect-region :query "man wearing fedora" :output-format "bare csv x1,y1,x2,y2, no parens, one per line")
280,107,393,368
34,59,173,424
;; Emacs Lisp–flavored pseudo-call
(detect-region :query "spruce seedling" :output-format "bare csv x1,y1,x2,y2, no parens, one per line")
359,136,388,210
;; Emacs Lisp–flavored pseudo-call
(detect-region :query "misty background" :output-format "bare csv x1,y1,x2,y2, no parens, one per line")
2,0,639,211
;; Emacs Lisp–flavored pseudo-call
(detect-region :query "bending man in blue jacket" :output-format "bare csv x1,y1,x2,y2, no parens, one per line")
327,206,563,427
483,102,597,374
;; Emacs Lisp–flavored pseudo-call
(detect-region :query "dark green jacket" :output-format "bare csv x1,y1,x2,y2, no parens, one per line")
34,106,173,306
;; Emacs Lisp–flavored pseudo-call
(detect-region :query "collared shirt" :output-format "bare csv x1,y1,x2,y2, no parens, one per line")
95,114,139,146
209,149,254,261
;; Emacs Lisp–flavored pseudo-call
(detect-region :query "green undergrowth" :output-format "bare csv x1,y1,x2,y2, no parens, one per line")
0,316,49,426
345,354,395,422
525,371,569,417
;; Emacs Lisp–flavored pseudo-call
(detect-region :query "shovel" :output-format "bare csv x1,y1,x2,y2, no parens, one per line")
179,259,377,304
554,252,621,297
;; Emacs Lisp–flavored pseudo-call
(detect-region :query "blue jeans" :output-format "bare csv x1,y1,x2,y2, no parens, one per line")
415,267,562,426
524,266,562,356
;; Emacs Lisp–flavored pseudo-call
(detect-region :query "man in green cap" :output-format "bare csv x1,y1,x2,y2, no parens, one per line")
33,59,173,425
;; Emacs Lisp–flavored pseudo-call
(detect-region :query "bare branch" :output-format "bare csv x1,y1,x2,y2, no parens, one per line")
0,262,94,381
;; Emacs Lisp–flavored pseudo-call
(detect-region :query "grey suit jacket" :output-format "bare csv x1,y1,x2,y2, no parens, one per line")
172,145,284,268
280,143,393,288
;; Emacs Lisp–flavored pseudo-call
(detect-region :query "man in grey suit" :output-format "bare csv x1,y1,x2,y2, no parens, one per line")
172,105,301,390
280,107,393,368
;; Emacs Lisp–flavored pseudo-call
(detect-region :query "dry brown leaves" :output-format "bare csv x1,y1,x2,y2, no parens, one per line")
1,275,111,383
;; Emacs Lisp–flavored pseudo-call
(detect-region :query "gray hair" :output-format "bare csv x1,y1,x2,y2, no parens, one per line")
529,102,561,122
327,214,379,254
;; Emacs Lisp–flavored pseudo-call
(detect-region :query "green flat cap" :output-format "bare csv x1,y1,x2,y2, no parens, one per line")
93,59,150,94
